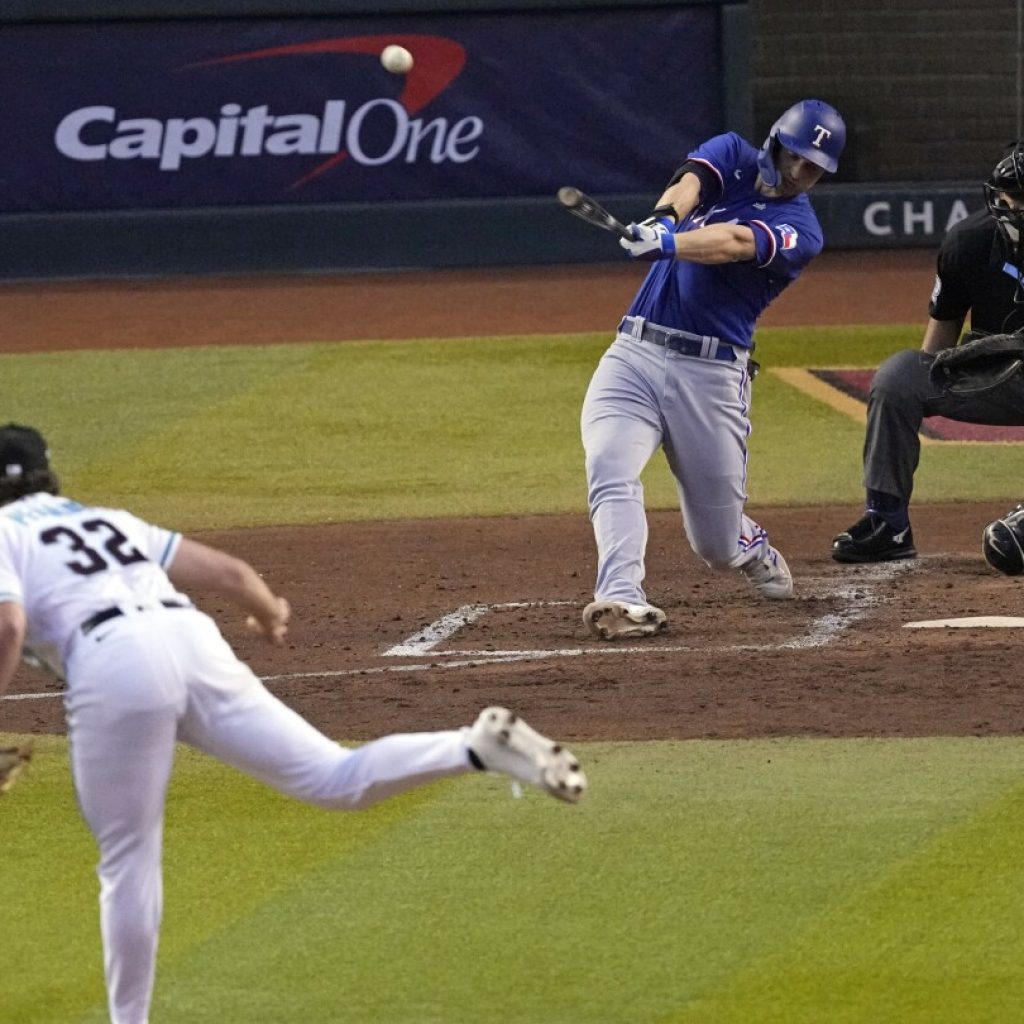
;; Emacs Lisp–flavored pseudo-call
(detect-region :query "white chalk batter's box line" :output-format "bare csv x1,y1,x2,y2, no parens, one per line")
381,561,916,661
1,562,915,701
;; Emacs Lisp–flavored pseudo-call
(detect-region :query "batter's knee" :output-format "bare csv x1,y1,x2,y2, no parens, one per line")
689,533,743,571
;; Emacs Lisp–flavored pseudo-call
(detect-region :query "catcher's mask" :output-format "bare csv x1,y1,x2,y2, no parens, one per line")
984,141,1024,261
757,99,846,189
982,504,1024,575
0,423,50,481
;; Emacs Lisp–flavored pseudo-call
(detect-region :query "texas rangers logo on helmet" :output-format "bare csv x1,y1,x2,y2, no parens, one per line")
811,125,832,148
777,224,799,250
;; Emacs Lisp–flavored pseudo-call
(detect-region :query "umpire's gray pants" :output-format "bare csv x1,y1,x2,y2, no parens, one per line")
865,348,1024,502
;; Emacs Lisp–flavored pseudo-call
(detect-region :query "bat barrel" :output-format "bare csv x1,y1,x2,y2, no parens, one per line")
557,186,582,208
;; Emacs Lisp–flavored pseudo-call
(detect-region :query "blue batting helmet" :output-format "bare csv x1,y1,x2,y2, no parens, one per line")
757,99,846,187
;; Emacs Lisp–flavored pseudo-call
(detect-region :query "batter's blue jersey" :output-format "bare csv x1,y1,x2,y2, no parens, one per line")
626,132,824,349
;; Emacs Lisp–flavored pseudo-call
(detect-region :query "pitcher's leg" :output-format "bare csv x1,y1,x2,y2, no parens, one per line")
581,345,663,604
181,655,470,810
185,676,587,807
71,707,177,1024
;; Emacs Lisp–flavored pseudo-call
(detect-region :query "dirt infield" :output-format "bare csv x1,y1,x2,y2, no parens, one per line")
6,250,1020,744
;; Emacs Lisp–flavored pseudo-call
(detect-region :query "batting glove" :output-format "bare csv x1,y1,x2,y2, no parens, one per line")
619,218,675,261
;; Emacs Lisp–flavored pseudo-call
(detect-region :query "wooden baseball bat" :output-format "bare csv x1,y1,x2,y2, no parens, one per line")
557,186,633,241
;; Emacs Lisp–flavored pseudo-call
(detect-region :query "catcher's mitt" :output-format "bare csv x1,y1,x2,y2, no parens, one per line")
0,741,33,795
929,329,1024,395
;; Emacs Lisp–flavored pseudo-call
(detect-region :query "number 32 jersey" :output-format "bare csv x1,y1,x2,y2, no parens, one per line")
0,492,186,660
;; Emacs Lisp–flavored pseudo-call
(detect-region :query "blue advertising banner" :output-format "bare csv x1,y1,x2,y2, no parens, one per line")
0,11,721,213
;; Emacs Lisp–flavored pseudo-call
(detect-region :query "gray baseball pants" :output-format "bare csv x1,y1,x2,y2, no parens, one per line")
864,349,1024,503
581,331,768,606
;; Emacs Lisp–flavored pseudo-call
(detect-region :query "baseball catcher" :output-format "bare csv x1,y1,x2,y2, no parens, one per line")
833,140,1024,564
982,504,1024,575
0,741,33,795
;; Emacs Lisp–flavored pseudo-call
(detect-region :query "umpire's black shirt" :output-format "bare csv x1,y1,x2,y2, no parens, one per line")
929,207,1024,334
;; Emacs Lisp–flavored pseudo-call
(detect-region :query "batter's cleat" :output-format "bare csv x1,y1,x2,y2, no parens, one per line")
466,707,587,804
832,513,916,563
741,547,794,599
582,600,667,640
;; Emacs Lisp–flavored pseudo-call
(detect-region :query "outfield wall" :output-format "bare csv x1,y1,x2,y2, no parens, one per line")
0,0,994,280
0,0,751,279
0,183,982,281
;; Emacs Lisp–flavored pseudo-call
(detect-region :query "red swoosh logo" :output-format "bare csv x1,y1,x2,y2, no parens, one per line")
183,35,467,188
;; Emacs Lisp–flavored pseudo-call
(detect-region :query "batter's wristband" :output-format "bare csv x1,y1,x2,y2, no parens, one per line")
651,203,679,224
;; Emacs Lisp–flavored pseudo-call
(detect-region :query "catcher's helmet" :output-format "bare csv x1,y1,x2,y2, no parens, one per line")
0,423,49,481
984,141,1024,255
757,99,846,188
982,503,1024,575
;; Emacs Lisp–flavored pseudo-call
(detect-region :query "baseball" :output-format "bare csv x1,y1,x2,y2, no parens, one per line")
381,44,413,75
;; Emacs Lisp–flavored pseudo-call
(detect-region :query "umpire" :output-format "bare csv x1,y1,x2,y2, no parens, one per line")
832,141,1024,562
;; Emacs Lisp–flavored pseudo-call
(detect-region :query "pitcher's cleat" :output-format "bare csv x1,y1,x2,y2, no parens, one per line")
582,600,667,640
741,547,794,599
466,707,587,804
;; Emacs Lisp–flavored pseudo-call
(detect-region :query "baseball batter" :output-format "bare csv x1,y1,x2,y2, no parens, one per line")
0,424,586,1024
581,99,846,639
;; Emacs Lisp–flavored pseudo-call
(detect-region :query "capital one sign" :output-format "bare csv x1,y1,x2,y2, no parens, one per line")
55,99,484,176
52,34,479,190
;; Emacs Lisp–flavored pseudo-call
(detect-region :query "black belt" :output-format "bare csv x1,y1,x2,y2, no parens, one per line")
619,317,745,362
81,600,189,637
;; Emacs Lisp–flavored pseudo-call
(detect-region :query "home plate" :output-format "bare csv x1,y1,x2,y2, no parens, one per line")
904,616,1024,629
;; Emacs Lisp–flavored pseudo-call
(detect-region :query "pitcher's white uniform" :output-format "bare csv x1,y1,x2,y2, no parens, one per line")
0,493,473,1024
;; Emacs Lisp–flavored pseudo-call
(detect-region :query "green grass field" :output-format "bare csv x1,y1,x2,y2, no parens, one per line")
3,325,1023,531
5,737,1024,1023
4,324,1024,1022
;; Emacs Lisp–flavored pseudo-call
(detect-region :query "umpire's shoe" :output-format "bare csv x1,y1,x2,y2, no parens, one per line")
832,512,916,563
466,707,587,804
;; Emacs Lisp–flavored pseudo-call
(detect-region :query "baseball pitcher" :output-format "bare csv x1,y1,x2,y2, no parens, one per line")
0,424,586,1024
581,99,846,639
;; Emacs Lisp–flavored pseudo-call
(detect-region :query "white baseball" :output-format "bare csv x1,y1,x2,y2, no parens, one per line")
381,44,413,75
